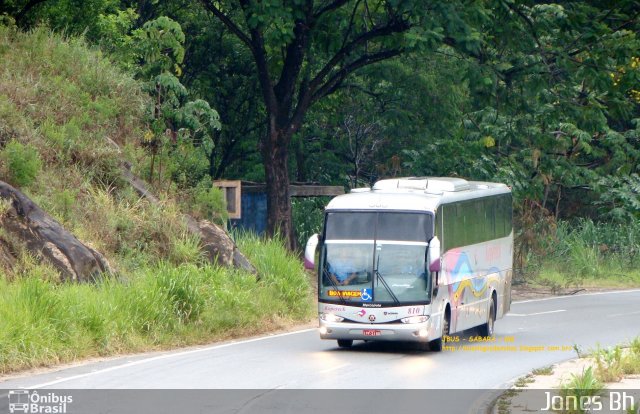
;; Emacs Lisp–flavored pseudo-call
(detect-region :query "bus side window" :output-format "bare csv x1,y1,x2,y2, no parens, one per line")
442,204,455,252
438,206,443,250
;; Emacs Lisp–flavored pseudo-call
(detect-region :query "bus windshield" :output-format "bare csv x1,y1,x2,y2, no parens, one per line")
319,212,433,305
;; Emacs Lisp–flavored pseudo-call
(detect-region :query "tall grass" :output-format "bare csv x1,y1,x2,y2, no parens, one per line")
0,233,315,374
529,219,640,288
236,232,315,317
559,367,604,414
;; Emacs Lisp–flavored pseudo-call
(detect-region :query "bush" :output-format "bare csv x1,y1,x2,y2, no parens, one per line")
292,197,329,251
193,182,228,225
1,140,42,187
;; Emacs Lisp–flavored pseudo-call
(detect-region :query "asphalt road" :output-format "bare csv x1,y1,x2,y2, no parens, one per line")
2,289,640,413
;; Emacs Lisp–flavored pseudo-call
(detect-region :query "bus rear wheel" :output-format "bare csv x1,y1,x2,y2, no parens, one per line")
337,339,353,348
478,298,496,337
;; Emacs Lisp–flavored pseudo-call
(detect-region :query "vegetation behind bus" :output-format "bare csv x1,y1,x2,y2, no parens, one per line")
516,217,640,290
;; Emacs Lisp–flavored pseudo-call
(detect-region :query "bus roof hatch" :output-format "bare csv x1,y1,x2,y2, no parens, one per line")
373,177,470,193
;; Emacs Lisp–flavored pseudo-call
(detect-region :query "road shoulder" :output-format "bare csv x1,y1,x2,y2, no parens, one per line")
489,349,640,413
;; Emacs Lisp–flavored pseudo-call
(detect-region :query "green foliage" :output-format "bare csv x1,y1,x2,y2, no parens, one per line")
591,341,640,384
631,337,640,356
513,374,535,388
595,173,640,222
167,99,221,186
560,367,604,414
0,26,226,275
193,183,228,225
459,1,640,219
134,16,185,78
292,197,328,250
94,8,139,69
153,263,204,323
16,0,122,36
524,217,640,288
167,231,205,266
177,99,221,140
78,185,203,270
168,140,210,188
557,220,640,275
151,73,188,109
592,345,624,383
0,198,11,218
0,235,314,373
531,366,554,376
0,14,16,27
0,15,316,376
0,140,42,187
0,93,29,145
236,231,314,317
126,16,222,191
50,188,77,223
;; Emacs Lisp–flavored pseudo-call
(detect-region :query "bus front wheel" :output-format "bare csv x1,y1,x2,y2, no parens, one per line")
337,339,353,348
430,314,450,352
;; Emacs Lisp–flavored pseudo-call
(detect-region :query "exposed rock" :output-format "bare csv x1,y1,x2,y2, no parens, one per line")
120,162,257,275
0,180,112,282
195,219,234,266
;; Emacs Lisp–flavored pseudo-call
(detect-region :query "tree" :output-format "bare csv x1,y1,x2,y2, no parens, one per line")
196,0,484,248
458,1,640,219
177,13,265,181
0,0,50,25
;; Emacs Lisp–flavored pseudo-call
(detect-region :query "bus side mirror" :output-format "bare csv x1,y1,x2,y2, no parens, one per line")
304,234,319,270
428,236,441,273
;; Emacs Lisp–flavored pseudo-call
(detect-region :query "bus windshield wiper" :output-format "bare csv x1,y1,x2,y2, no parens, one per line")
375,255,400,305
323,267,347,305
375,269,400,305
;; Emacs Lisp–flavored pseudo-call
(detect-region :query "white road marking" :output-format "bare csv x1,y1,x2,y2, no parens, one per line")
319,363,351,374
508,310,566,317
607,310,640,318
26,328,316,389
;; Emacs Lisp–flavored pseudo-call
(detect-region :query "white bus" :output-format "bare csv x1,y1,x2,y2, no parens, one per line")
305,177,513,351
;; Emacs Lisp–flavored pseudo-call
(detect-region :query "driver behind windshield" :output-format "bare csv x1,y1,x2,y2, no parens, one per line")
328,248,362,286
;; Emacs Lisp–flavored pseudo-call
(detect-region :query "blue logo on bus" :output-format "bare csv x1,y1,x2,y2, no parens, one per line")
361,288,372,302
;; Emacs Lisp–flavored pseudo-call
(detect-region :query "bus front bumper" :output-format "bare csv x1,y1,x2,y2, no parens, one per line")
319,319,434,343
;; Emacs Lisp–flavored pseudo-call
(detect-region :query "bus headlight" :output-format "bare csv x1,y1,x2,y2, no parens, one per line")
401,315,429,324
320,313,344,323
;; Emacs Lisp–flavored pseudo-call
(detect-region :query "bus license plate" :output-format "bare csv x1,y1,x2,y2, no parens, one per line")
363,329,381,336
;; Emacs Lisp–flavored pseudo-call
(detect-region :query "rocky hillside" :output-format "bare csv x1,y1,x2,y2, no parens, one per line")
0,25,245,279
